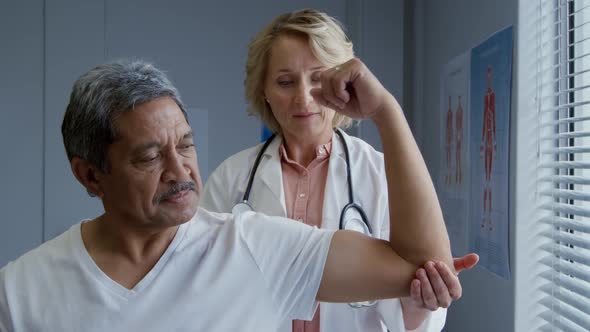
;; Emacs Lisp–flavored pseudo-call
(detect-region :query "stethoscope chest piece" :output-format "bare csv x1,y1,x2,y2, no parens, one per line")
232,201,253,216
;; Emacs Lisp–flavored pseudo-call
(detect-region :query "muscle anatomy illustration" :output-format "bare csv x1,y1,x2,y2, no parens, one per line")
480,65,496,231
455,95,463,185
446,95,454,185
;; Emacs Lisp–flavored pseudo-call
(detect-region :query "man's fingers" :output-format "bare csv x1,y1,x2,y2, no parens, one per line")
310,88,331,108
320,69,345,109
332,76,350,105
453,253,479,273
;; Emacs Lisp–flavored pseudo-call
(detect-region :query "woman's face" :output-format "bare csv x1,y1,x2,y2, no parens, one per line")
263,34,335,142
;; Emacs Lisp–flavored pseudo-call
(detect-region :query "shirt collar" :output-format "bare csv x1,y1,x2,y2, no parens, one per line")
279,140,332,164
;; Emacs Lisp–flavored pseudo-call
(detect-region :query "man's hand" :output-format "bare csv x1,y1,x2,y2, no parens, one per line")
452,253,480,274
310,58,392,120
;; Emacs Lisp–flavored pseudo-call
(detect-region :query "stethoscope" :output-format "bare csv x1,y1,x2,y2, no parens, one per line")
232,128,376,308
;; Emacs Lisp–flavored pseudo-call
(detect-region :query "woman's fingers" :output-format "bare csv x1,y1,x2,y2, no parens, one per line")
410,278,423,306
417,267,438,311
436,261,463,300
425,261,452,308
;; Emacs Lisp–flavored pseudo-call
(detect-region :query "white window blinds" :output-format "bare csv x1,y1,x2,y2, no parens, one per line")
537,0,590,330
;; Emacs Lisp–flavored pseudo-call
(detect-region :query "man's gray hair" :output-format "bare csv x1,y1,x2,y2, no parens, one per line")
62,59,187,173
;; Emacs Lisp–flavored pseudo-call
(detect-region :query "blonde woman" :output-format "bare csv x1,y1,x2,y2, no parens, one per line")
202,9,477,332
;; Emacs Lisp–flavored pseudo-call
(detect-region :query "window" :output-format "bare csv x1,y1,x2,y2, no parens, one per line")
534,0,590,330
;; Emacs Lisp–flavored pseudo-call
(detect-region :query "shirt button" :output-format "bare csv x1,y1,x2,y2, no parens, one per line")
299,193,306,198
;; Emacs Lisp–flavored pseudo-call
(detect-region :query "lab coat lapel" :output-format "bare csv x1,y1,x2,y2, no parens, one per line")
255,136,287,217
321,131,348,231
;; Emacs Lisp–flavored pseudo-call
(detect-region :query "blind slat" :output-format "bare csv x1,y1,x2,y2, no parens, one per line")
540,188,590,201
539,175,590,185
540,98,590,113
571,34,590,49
538,67,590,89
541,115,590,127
540,307,583,332
540,203,590,218
540,216,590,233
541,146,590,154
541,270,590,301
540,284,590,317
536,5,577,44
540,296,590,330
572,2,590,16
541,241,590,264
541,130,590,140
539,161,590,169
538,46,590,78
541,256,590,284
541,82,590,100
539,316,580,332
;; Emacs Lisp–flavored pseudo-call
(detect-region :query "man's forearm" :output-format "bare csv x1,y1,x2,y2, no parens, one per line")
372,95,453,269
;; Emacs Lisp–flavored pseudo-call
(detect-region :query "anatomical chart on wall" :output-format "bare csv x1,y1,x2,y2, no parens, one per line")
469,26,513,279
438,51,471,257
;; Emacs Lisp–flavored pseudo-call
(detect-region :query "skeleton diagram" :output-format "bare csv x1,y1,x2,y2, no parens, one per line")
480,65,497,230
445,95,453,185
455,95,463,184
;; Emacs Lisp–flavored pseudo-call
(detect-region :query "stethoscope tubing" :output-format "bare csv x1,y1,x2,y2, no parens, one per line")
241,128,371,234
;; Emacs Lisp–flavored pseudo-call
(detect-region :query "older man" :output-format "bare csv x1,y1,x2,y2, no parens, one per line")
0,60,470,331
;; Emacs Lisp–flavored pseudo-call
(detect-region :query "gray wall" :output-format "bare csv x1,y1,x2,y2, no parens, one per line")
0,0,404,265
0,0,44,265
347,0,405,152
411,0,517,331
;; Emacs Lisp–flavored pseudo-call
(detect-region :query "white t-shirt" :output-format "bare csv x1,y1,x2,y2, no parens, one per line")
201,133,447,332
0,208,335,332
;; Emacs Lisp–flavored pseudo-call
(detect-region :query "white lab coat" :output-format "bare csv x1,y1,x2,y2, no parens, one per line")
201,131,447,332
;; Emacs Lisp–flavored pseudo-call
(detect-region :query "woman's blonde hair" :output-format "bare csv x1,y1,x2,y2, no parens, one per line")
245,9,355,133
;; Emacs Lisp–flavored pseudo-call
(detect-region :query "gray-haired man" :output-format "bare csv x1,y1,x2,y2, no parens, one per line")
0,60,467,331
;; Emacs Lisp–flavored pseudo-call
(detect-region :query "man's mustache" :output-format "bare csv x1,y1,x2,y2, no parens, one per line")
153,181,197,204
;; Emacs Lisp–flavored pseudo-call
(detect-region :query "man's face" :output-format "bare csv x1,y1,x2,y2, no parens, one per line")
98,96,201,229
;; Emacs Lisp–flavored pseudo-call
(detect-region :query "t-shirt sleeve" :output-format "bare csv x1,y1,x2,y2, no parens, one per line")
236,211,335,322
0,266,14,332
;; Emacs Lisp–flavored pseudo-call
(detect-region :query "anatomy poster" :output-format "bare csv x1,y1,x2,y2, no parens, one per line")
438,51,471,257
469,26,513,279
